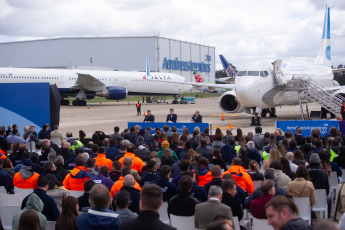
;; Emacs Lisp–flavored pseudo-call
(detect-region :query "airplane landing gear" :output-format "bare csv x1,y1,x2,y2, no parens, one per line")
261,108,277,117
60,99,70,106
250,114,262,126
72,99,87,106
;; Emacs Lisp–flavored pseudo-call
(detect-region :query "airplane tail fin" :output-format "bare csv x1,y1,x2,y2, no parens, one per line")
219,55,236,78
146,57,150,76
193,69,204,83
315,5,331,66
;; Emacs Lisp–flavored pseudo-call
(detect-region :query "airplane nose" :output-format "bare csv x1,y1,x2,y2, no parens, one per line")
235,78,258,106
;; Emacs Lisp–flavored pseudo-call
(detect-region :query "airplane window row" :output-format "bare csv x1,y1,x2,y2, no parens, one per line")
236,71,269,77
0,76,59,79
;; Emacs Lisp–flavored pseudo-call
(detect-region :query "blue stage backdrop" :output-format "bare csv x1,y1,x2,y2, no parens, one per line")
128,122,210,135
276,120,339,137
0,83,50,133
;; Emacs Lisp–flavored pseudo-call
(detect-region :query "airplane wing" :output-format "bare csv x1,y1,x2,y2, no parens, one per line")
333,68,345,73
74,73,107,91
154,79,235,90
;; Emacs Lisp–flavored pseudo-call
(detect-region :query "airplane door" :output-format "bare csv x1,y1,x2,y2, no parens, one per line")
273,59,288,85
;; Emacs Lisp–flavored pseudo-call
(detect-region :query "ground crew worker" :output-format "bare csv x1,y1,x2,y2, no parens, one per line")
341,101,345,121
136,100,141,116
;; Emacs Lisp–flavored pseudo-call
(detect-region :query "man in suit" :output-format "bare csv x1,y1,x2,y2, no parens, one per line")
194,185,233,229
166,109,177,123
191,110,202,123
143,110,155,122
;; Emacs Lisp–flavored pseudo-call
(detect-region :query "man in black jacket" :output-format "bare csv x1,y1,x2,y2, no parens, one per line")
222,179,243,221
166,109,177,123
120,184,176,230
191,111,202,123
143,110,155,122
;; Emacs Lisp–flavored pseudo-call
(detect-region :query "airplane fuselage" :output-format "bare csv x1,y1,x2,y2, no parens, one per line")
234,59,334,109
0,67,193,98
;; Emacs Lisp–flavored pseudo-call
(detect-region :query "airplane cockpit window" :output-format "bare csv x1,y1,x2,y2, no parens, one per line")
260,71,269,77
247,71,260,76
237,71,247,76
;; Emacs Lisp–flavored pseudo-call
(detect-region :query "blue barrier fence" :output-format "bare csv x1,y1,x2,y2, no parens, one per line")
276,120,339,137
128,122,210,135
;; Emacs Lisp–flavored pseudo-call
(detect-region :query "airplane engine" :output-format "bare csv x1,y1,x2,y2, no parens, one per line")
219,91,244,113
95,86,127,100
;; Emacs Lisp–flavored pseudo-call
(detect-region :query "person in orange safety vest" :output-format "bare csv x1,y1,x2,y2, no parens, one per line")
94,146,113,171
222,157,254,194
136,100,141,116
196,157,213,187
119,145,145,173
63,156,95,191
110,166,141,198
13,159,39,189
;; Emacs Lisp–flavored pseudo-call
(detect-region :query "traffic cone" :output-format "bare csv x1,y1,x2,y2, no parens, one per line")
221,112,224,121
143,110,146,116
88,105,90,109
128,102,130,106
229,119,232,129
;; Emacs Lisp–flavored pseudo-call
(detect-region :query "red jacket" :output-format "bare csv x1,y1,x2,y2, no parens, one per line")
250,194,274,219
197,170,213,187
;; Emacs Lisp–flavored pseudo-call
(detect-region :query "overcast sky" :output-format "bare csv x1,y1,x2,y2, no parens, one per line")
0,0,344,69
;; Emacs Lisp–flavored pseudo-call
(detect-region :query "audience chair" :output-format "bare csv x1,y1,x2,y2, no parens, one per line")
293,197,311,224
0,194,22,230
67,190,83,198
0,186,7,194
252,217,273,230
331,171,339,201
170,214,194,230
46,221,56,230
26,141,36,153
233,216,241,230
253,181,262,190
158,202,170,225
14,187,33,200
312,189,328,218
341,169,345,182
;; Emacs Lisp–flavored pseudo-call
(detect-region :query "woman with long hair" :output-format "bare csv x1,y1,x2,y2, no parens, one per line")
55,196,79,230
195,157,212,187
280,157,295,180
248,160,264,181
287,165,316,206
277,144,287,158
235,128,243,142
263,148,281,170
318,150,332,177
212,128,224,141
46,174,69,212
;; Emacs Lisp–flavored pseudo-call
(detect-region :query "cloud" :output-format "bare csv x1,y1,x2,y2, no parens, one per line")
0,0,344,68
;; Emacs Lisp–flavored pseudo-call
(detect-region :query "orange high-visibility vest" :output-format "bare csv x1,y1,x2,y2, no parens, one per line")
119,152,145,173
94,153,112,171
63,167,92,191
13,172,39,189
110,176,141,198
197,170,213,187
223,165,254,194
136,103,141,108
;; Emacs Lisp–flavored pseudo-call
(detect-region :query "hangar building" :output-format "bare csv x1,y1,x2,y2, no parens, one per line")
0,36,215,82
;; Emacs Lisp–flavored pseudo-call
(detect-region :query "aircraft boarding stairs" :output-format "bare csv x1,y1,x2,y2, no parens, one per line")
274,69,344,120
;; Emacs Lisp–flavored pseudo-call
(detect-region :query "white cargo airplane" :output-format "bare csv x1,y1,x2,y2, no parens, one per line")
0,58,193,105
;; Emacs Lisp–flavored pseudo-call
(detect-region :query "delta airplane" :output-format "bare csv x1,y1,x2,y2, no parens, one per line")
0,58,193,105
217,5,345,119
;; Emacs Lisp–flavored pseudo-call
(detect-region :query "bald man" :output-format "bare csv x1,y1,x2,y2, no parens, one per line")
123,157,141,182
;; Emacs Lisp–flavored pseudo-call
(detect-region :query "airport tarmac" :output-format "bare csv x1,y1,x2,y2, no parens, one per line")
58,96,339,137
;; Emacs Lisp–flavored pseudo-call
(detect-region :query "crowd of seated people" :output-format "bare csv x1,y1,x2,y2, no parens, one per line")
1,123,345,229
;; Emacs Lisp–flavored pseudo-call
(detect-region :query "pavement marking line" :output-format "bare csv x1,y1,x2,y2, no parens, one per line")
207,114,241,117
